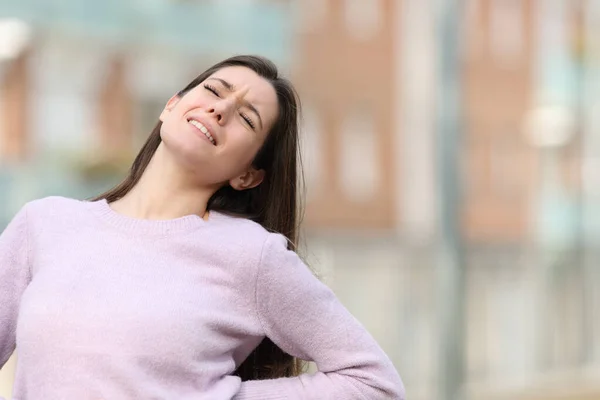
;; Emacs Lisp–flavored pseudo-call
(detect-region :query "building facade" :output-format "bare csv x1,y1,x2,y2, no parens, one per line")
292,1,600,400
2,0,600,399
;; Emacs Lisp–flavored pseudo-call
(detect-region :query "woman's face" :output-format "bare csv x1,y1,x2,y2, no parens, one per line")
159,66,279,190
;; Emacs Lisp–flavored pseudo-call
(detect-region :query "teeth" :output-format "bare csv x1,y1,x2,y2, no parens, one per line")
189,119,215,145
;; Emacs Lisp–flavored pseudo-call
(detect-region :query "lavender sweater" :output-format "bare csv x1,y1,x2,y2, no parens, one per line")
0,196,405,400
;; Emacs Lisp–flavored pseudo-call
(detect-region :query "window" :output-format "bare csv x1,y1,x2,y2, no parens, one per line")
344,0,383,42
299,104,323,201
489,0,524,67
294,0,329,33
339,109,380,202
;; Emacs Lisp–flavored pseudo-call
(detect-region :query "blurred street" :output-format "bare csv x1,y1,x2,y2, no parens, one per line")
2,1,600,399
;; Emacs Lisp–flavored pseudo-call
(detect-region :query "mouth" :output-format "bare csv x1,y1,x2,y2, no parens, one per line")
187,118,216,145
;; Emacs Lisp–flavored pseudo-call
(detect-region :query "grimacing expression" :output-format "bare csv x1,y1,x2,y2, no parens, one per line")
159,66,279,190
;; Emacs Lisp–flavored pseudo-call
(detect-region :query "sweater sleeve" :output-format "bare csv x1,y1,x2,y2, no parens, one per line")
0,205,31,368
235,234,405,400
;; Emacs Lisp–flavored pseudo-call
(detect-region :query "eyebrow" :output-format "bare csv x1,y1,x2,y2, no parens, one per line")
207,77,264,130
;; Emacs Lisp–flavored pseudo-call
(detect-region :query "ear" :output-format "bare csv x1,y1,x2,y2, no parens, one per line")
159,95,181,122
229,167,265,191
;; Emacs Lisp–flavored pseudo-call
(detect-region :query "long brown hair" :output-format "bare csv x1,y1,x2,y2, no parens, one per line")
92,55,305,380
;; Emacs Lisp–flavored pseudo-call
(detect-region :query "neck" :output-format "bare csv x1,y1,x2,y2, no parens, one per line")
111,144,217,220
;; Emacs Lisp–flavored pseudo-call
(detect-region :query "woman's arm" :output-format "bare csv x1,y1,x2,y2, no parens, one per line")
0,205,31,368
235,234,405,400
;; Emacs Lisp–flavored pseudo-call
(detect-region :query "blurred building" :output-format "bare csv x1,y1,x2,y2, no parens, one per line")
293,0,397,231
0,0,293,211
2,1,600,400
293,1,600,400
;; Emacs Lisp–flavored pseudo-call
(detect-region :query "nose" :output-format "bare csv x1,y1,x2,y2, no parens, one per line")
206,97,236,125
206,86,249,125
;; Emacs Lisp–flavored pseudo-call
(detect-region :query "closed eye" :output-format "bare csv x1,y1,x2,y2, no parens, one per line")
204,84,220,97
204,81,257,130
240,112,256,130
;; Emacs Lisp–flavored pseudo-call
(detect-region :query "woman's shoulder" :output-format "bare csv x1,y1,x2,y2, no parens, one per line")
24,195,84,212
211,212,264,235
18,196,87,223
210,212,290,250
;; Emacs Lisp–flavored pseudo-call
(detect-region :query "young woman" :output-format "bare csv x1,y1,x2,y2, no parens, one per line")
0,55,405,399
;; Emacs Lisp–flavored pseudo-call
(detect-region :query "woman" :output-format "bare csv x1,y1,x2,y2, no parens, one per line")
0,55,405,399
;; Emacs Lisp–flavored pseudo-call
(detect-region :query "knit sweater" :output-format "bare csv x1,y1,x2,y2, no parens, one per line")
0,196,405,400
